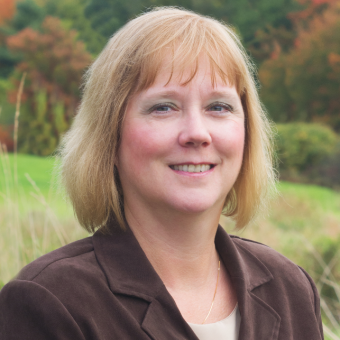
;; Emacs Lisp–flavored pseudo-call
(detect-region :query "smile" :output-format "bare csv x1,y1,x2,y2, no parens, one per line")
169,164,214,173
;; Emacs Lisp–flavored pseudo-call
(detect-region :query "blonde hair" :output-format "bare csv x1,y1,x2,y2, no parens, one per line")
58,7,276,233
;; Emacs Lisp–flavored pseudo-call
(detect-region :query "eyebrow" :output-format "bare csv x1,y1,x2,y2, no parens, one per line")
206,90,239,100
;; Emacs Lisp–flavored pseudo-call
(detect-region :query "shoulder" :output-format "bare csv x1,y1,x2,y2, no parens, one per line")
0,238,97,339
16,237,96,282
230,234,300,271
0,237,105,339
230,234,309,280
5,237,108,299
229,235,318,308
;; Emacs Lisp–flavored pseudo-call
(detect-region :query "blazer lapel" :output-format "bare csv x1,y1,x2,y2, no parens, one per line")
141,289,199,340
93,224,199,340
215,227,281,340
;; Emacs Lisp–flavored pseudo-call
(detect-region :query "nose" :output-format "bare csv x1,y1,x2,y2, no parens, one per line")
178,111,212,148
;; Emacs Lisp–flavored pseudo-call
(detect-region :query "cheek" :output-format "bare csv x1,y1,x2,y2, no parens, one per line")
215,123,245,160
118,120,171,169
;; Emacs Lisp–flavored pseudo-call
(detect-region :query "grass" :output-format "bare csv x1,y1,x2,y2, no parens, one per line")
1,151,340,339
4,153,56,195
0,153,75,217
277,181,340,218
0,150,88,286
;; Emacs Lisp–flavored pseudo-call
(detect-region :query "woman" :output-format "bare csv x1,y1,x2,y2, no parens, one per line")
0,7,323,340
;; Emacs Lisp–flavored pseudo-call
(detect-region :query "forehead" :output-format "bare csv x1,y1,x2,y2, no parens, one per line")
142,56,239,98
135,51,241,98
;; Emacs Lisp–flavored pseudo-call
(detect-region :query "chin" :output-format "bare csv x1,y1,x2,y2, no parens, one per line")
168,196,224,215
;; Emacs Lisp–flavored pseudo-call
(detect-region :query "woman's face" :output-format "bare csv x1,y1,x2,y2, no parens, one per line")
116,57,245,217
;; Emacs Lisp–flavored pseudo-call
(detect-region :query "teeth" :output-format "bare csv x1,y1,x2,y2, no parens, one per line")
172,164,212,173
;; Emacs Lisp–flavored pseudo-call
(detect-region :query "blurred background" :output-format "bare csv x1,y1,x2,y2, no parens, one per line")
0,0,339,338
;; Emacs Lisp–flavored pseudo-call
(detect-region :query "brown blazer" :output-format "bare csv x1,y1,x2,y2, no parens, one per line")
0,224,324,340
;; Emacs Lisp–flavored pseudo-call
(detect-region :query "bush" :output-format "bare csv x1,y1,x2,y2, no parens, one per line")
276,123,339,187
0,78,15,126
0,124,13,151
7,16,92,156
304,141,340,189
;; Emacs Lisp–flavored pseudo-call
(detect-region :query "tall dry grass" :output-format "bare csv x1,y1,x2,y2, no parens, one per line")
0,73,87,286
0,143,87,287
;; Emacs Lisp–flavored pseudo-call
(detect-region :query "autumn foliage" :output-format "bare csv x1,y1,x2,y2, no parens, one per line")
0,0,15,25
6,16,92,155
259,1,340,130
290,0,338,23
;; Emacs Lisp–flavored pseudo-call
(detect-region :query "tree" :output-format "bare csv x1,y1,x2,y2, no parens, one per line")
259,1,340,130
45,0,106,55
85,0,158,39
0,33,19,78
7,16,92,156
195,0,301,63
0,0,46,78
289,0,338,25
84,0,301,64
10,0,45,31
0,0,16,25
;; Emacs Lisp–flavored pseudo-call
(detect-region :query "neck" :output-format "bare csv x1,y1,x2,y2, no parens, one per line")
124,202,222,291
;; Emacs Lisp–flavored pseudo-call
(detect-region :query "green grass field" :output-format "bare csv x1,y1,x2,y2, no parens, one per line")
1,153,56,194
3,153,340,216
0,153,74,216
1,153,340,338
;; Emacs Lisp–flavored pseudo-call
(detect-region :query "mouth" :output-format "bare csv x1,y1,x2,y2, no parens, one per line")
169,164,215,173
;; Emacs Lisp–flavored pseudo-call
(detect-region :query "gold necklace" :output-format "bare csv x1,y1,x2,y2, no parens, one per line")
202,259,221,324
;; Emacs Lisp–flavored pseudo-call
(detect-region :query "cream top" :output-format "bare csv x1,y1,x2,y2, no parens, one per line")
188,304,241,340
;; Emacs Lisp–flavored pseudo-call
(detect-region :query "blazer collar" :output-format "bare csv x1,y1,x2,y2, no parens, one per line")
93,223,281,340
92,224,164,301
215,227,281,340
93,224,197,339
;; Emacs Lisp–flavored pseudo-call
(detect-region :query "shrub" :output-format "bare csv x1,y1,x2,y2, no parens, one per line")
304,141,340,189
6,16,92,156
276,123,339,185
0,124,13,151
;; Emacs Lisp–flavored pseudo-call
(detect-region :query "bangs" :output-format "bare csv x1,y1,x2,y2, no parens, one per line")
132,15,247,95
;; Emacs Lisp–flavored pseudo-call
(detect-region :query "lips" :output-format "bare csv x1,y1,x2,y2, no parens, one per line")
169,164,214,173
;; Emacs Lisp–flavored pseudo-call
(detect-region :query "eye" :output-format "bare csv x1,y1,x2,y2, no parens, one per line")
155,105,172,112
207,102,234,114
149,103,177,114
